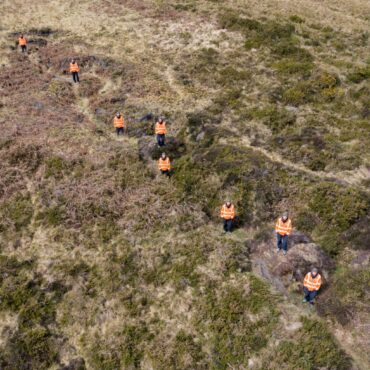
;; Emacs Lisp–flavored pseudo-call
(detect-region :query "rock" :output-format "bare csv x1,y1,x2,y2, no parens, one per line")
59,357,86,370
286,105,298,112
250,231,334,293
196,131,205,141
33,101,44,110
94,108,106,116
290,231,311,245
138,136,186,161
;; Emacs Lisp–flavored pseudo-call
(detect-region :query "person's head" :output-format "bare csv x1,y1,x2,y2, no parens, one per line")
226,201,231,207
161,152,166,159
311,267,318,278
159,117,163,123
116,112,121,118
20,33,24,38
71,58,75,63
282,211,289,221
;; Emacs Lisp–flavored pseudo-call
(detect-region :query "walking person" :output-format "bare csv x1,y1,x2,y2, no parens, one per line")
158,153,171,177
155,117,167,147
18,33,27,53
275,211,292,255
303,268,322,305
220,201,236,233
113,112,125,136
69,59,80,83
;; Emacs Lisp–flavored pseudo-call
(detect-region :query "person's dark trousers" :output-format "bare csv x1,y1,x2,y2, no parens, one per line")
161,170,171,178
21,45,27,53
157,134,165,147
223,219,233,232
116,127,124,136
277,233,289,251
72,72,79,83
304,287,318,304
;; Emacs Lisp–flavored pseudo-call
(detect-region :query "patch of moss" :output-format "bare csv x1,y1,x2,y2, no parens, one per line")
150,330,206,369
309,183,368,231
8,144,44,172
260,317,351,369
250,106,296,133
48,79,74,103
307,183,369,255
318,267,370,325
87,322,153,369
289,15,305,24
194,276,278,368
1,194,34,232
3,326,59,370
273,58,314,76
347,64,370,83
36,204,66,227
218,12,262,32
0,256,67,370
45,156,83,179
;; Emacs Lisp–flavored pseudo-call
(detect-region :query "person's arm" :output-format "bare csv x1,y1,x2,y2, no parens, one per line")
303,273,309,289
275,219,279,233
286,220,292,235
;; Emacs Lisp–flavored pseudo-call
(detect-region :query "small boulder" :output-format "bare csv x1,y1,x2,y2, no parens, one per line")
59,357,86,370
250,231,334,293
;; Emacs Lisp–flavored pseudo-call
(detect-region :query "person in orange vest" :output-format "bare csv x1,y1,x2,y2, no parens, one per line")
158,152,171,177
275,211,292,255
303,268,322,305
18,33,27,53
220,201,236,233
155,117,167,147
69,59,80,83
113,112,125,136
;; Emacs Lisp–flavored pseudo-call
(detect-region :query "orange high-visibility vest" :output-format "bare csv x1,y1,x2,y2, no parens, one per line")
158,157,171,171
18,37,27,46
220,204,235,220
69,62,80,73
304,272,322,291
155,122,167,135
113,116,125,128
275,218,292,236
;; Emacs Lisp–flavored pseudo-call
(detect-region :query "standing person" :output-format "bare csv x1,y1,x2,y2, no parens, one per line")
158,153,171,177
18,34,27,53
303,268,322,305
275,211,292,255
69,59,80,83
220,201,236,233
155,117,167,147
113,112,125,136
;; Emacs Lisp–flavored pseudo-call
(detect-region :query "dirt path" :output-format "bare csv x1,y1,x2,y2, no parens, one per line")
221,135,370,192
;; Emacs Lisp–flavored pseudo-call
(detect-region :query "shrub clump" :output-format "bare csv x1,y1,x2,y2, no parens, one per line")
250,106,296,133
194,276,278,368
347,64,370,83
260,317,351,369
0,194,33,232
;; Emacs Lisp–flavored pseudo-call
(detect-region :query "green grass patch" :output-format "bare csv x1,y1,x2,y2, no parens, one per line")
194,276,279,368
260,317,351,369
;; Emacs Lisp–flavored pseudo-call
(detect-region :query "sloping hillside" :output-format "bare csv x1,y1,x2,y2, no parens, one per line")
0,1,369,369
